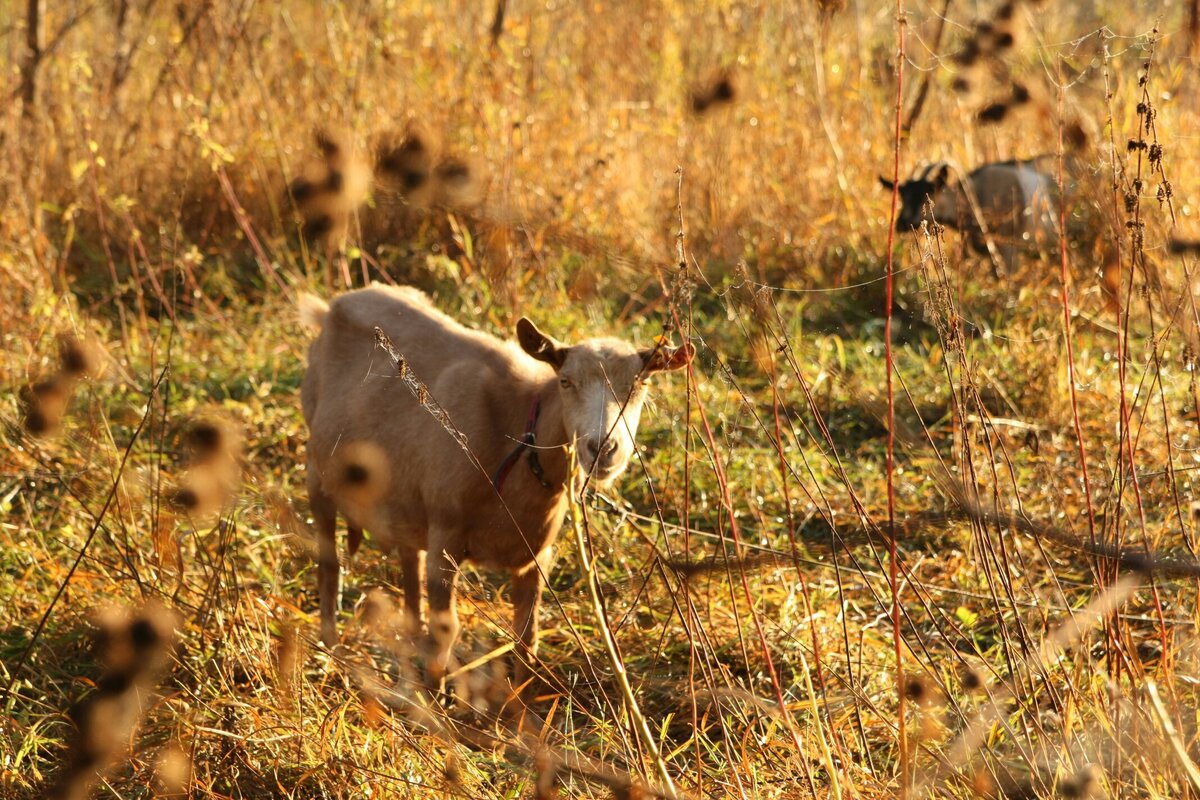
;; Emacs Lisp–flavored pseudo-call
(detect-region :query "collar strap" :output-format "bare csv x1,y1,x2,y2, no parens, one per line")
492,394,554,493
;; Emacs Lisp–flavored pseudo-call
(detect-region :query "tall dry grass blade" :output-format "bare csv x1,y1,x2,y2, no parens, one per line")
1145,680,1200,793
566,452,679,799
912,574,1140,797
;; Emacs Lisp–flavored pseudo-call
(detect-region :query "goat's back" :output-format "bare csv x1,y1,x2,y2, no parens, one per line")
964,160,1059,243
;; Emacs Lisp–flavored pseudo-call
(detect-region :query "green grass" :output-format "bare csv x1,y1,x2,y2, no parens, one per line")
5,0,1200,797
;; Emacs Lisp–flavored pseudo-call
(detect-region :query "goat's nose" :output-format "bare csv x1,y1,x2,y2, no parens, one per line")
583,437,618,468
596,438,619,467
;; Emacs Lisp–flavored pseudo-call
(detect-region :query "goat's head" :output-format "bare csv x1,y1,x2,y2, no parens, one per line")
880,163,952,231
517,319,693,487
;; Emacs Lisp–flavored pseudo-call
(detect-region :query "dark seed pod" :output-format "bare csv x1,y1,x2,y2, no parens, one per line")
344,462,370,485
169,486,200,510
1065,121,1088,149
184,420,225,460
289,178,318,203
305,214,334,238
954,39,981,67
903,674,928,703
711,77,735,103
375,129,434,194
314,128,340,158
59,335,105,379
436,159,471,182
977,102,1009,123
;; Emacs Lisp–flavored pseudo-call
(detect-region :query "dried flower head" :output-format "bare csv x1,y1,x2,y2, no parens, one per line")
287,126,372,252
690,72,737,114
1059,764,1103,798
23,375,74,436
154,744,192,798
48,604,178,800
183,416,242,464
58,334,107,380
433,155,487,208
375,124,438,196
327,440,391,509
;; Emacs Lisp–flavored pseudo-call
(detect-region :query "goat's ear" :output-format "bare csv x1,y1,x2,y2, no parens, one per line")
879,176,896,191
641,342,695,373
517,318,569,369
931,165,950,188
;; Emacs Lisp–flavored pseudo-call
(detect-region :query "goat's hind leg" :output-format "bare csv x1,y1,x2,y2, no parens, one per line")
309,475,341,647
425,533,464,693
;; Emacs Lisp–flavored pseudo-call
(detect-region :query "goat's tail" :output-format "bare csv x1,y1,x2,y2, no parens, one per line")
298,293,330,330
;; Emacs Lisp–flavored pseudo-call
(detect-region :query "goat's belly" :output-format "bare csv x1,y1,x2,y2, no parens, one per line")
464,507,563,570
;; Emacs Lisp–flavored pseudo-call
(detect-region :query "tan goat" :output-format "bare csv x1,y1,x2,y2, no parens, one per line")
299,284,692,689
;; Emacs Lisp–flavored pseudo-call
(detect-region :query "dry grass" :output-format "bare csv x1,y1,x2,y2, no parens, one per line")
4,0,1200,797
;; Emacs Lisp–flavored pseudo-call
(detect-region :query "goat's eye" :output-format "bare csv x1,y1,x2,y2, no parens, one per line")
559,377,572,389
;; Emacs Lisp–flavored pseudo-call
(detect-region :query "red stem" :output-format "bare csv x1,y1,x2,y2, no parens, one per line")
885,2,908,794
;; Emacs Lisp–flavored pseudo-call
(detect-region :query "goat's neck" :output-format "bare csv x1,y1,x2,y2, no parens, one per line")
529,378,570,492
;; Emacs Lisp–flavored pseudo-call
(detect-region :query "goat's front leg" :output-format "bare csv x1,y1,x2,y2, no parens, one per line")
309,477,341,647
510,548,552,692
425,535,463,691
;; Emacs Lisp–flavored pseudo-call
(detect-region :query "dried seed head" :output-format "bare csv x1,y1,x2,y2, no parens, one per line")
94,603,178,678
59,334,107,380
977,102,1010,123
1168,238,1200,255
362,588,397,633
23,375,73,436
1065,120,1089,149
1059,764,1103,798
690,73,737,115
960,664,986,693
314,127,341,158
375,125,438,196
327,441,391,508
168,467,231,517
711,77,735,102
344,462,370,485
183,416,242,465
305,214,334,239
288,177,318,204
433,155,486,208
53,603,178,799
155,744,192,797
169,485,200,511
903,673,929,704
289,126,371,251
955,38,982,67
